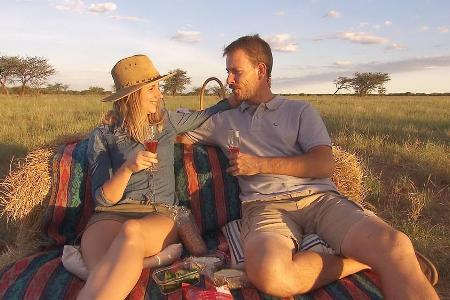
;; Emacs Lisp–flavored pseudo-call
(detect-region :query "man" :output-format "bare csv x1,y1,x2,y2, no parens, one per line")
187,34,439,299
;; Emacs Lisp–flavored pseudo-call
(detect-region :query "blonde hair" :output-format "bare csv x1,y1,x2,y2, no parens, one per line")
103,88,165,144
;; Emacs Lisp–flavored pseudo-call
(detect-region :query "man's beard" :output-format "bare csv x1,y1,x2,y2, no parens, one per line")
231,85,252,101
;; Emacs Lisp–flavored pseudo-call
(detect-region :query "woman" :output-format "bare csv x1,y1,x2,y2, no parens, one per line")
77,54,237,299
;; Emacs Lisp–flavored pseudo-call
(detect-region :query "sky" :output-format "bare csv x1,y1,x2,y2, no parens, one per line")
1,0,450,94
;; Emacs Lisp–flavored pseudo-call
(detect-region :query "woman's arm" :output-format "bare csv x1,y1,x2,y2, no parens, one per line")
100,151,157,203
87,128,157,206
169,97,239,134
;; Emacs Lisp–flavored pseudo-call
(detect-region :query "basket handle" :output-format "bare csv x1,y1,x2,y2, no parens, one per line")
199,77,225,110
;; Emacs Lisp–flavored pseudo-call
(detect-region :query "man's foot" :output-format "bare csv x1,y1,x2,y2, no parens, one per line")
416,251,438,286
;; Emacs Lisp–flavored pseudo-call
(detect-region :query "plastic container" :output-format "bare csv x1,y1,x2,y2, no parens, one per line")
212,269,249,289
152,261,201,294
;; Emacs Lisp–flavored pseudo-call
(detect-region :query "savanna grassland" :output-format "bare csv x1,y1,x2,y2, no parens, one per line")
0,94,449,297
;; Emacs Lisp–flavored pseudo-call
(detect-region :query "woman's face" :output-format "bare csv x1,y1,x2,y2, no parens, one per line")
140,83,162,114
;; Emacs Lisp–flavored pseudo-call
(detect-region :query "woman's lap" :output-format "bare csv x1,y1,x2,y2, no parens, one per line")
81,212,177,270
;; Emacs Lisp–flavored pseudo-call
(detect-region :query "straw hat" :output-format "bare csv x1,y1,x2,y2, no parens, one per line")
102,54,175,102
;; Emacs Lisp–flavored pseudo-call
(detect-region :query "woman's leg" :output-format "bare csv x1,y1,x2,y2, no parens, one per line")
77,214,177,300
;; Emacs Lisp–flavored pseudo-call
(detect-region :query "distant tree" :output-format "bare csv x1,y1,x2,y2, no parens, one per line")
46,82,69,94
13,56,55,96
190,86,203,96
87,86,105,94
377,86,387,95
351,72,390,97
208,86,226,98
161,69,191,97
333,72,390,96
0,56,20,96
333,76,353,94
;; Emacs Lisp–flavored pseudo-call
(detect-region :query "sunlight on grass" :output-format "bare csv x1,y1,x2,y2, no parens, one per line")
1,94,449,293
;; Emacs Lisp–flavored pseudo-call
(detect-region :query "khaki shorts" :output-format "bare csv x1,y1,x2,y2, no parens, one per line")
240,191,375,255
86,203,175,229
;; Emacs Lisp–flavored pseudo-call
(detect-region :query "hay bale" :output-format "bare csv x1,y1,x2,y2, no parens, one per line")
0,147,56,270
332,146,365,203
0,147,55,223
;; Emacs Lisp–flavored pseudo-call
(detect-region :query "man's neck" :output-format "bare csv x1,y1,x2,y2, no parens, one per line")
246,88,275,105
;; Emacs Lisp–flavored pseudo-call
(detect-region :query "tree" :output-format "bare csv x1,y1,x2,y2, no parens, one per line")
46,82,69,94
13,56,55,96
161,69,191,96
87,86,105,94
333,76,353,94
351,72,390,97
332,72,390,96
189,86,203,96
208,86,228,98
0,56,20,96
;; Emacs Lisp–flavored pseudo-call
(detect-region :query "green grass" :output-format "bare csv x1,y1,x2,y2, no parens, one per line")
1,94,449,297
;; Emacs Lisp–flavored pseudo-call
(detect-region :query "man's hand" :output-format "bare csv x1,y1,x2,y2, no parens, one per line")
226,94,242,108
226,152,261,176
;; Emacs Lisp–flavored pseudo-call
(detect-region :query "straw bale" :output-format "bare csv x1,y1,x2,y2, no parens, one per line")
0,147,55,223
332,146,365,203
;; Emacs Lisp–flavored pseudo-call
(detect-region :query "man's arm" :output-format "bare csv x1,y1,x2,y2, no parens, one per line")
227,145,335,178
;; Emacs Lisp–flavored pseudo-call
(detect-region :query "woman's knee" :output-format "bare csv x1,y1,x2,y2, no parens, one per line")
118,219,146,249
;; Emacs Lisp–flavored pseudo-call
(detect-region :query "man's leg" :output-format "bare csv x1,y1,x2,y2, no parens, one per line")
241,199,369,297
341,216,439,300
244,232,369,297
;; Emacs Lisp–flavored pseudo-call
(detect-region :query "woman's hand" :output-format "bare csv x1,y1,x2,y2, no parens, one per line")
124,150,158,173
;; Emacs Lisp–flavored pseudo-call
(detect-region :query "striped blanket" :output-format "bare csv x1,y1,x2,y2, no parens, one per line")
0,140,383,299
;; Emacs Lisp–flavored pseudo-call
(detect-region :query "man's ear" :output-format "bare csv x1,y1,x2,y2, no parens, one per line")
257,63,267,80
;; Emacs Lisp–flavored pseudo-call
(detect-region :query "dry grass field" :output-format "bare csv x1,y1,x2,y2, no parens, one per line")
0,94,449,297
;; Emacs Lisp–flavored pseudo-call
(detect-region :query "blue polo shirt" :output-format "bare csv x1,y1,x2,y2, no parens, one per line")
187,96,338,202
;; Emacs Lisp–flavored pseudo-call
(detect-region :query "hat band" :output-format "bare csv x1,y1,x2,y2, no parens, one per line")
118,75,161,89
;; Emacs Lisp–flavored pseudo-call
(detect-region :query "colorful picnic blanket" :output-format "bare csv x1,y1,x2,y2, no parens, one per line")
0,140,383,299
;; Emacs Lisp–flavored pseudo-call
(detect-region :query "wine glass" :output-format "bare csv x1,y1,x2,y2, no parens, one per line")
144,125,158,172
227,129,240,154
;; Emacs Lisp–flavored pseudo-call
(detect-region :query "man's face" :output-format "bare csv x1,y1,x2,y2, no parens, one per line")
226,49,260,101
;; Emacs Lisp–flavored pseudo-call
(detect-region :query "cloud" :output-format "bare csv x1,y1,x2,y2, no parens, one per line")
419,26,429,32
172,30,201,43
324,10,340,18
331,31,389,44
386,43,406,50
108,15,145,22
359,22,369,28
88,2,116,13
54,0,85,12
273,55,450,87
265,34,298,52
334,60,352,67
437,26,449,33
275,11,285,16
384,20,392,26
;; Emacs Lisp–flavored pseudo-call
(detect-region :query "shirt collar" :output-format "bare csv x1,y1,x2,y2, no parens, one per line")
238,95,282,112
264,95,283,111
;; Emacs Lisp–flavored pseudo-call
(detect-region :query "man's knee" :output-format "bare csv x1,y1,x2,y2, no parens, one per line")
381,229,415,257
245,255,301,296
244,233,302,296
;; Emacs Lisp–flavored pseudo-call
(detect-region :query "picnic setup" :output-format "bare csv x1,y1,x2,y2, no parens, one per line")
0,79,404,299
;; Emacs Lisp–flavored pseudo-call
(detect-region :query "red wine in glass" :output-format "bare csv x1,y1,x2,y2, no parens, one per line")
144,140,158,153
227,130,240,155
228,145,240,154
